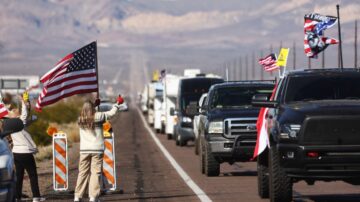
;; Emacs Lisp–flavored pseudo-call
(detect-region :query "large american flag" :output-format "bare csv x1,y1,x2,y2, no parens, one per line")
36,42,98,110
258,53,279,72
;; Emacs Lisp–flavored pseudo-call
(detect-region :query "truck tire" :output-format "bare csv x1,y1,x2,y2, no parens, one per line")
257,150,269,198
199,140,205,174
194,137,199,155
269,147,292,202
205,144,220,176
178,134,186,146
175,133,180,146
167,133,172,140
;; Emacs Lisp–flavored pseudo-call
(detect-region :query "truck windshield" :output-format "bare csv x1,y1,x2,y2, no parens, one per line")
180,78,223,112
210,86,273,109
285,75,360,103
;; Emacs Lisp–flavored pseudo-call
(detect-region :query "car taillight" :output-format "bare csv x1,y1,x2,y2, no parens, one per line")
307,152,319,158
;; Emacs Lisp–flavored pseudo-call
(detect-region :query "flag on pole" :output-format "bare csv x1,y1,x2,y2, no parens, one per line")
276,48,290,67
253,84,277,158
304,13,338,58
36,42,98,110
258,53,279,72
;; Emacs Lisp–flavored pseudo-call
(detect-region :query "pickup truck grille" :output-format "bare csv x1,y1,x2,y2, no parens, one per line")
301,115,360,145
224,118,258,139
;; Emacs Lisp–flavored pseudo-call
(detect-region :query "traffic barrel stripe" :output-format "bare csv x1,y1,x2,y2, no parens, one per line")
54,142,66,158
53,134,68,191
103,169,115,184
105,141,113,152
102,137,116,190
55,173,66,185
104,154,114,168
55,158,67,174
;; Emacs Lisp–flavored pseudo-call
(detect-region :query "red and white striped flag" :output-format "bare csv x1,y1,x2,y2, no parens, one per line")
0,103,8,119
253,84,277,158
253,107,269,158
36,42,98,110
258,53,279,72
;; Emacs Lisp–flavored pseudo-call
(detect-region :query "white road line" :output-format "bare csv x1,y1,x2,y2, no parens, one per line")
136,108,212,202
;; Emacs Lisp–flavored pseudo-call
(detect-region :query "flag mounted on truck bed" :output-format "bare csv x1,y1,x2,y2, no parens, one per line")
36,42,98,110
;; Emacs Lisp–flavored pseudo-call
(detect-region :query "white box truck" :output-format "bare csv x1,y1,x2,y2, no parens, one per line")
163,74,181,139
147,82,164,132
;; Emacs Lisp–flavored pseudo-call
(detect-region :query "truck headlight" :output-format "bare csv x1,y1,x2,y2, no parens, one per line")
181,117,192,123
208,121,223,134
280,124,301,139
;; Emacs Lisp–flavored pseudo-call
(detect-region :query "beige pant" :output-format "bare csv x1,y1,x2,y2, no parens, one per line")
74,153,103,199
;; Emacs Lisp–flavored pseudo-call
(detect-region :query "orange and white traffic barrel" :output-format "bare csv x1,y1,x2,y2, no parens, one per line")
102,122,117,191
52,132,68,191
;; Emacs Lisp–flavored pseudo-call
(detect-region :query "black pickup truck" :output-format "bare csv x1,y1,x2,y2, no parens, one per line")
252,69,360,202
198,81,275,176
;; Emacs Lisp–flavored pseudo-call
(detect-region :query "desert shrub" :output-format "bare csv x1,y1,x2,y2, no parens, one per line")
27,96,84,146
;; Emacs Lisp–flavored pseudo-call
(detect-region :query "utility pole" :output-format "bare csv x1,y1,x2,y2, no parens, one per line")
336,4,344,70
293,41,296,70
308,58,312,69
245,54,249,80
233,59,237,81
270,44,273,76
260,50,264,80
239,56,243,80
322,34,325,69
252,52,255,79
355,19,358,68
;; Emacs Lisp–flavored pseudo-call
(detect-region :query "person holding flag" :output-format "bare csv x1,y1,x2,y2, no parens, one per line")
74,95,124,202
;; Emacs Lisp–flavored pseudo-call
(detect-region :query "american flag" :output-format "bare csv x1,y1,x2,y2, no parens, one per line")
258,54,279,72
36,42,98,110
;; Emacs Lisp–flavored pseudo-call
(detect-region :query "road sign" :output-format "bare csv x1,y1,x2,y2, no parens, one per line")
52,132,68,191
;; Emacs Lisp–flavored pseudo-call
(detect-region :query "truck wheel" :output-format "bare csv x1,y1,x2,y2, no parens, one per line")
199,140,205,174
205,144,220,176
178,135,186,146
194,137,199,155
257,150,269,198
167,134,172,140
269,147,292,202
175,133,180,146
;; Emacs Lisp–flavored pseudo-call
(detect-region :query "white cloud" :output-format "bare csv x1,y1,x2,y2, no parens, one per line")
121,11,243,34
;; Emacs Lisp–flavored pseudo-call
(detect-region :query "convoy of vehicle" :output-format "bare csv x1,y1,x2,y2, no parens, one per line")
140,67,360,202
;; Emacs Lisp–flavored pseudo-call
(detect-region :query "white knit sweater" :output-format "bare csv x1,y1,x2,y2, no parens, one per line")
11,101,38,154
79,104,121,154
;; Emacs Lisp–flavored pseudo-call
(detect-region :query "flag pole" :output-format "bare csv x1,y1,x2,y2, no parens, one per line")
336,4,344,70
95,41,100,100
